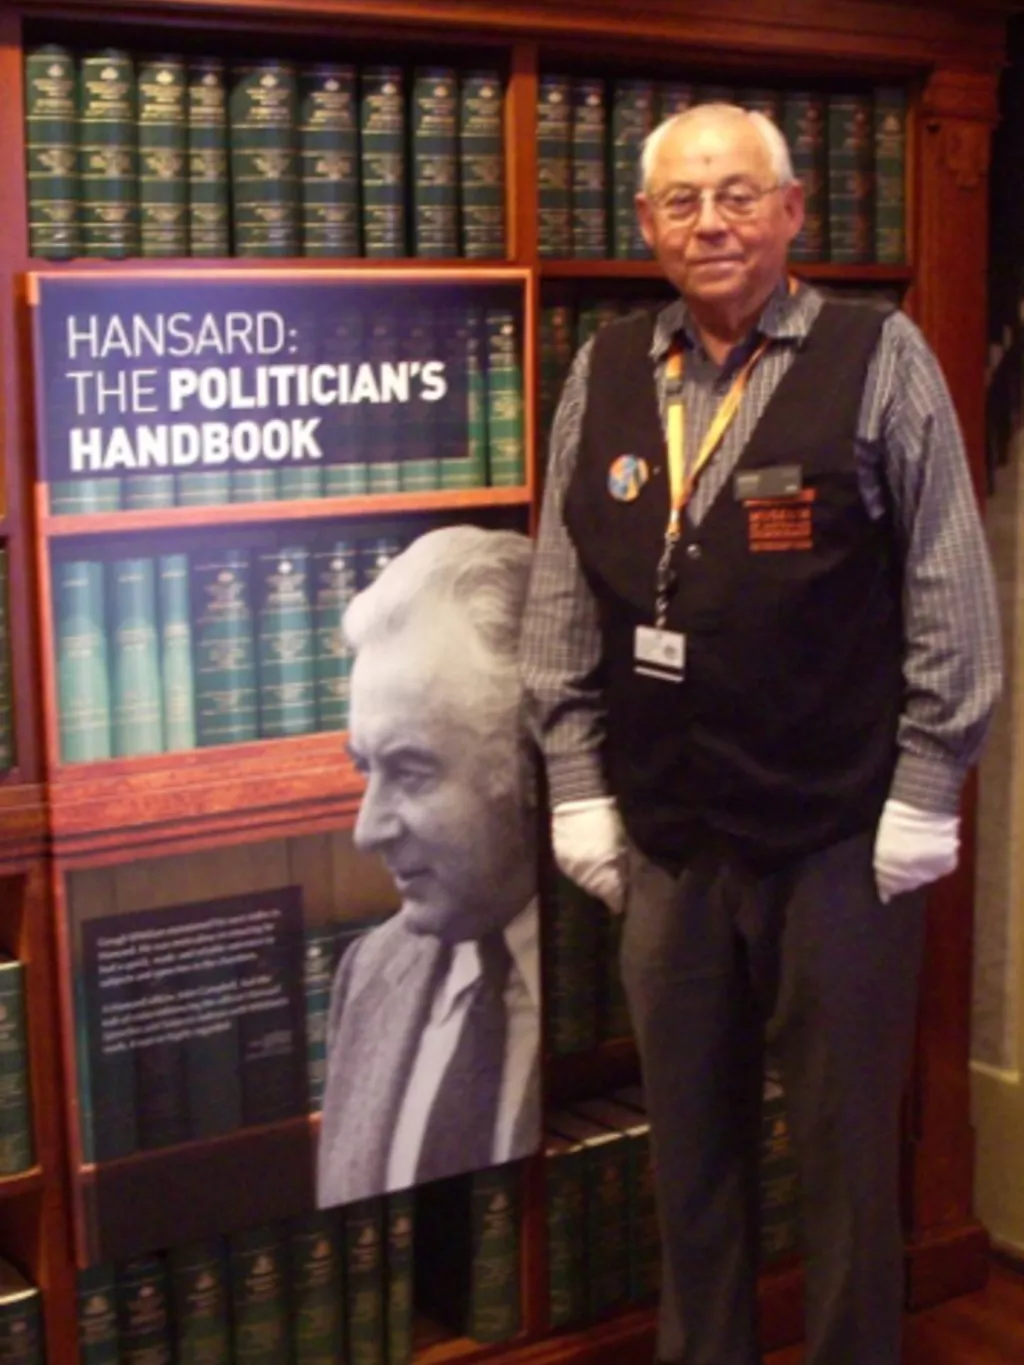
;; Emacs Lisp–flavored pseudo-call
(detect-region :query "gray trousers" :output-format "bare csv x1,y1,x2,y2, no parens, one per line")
619,829,925,1365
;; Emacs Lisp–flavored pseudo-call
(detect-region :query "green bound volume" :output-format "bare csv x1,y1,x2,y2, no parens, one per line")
611,80,654,259
0,957,32,1175
169,1239,231,1365
123,470,175,508
110,557,164,757
783,93,828,262
570,77,607,259
575,298,620,350
299,63,359,258
54,558,112,762
415,1166,521,1344
827,92,874,263
459,72,505,258
485,308,525,486
439,306,487,489
361,67,406,258
365,310,401,492
158,554,197,751
384,1190,414,1365
359,536,403,588
257,547,316,738
176,469,231,505
740,88,783,122
312,540,357,731
230,467,279,503
24,44,79,259
188,58,230,257
77,1263,120,1365
343,1198,384,1365
0,1261,42,1365
288,1211,343,1365
873,87,906,265
413,68,458,258
546,1112,629,1318
544,1133,588,1327
229,1225,290,1365
230,62,299,257
538,303,575,466
655,81,695,122
303,924,336,1111
279,466,324,500
78,50,137,258
401,309,440,490
537,75,571,258
0,547,11,771
323,312,367,495
544,871,599,1055
116,1255,173,1365
192,548,258,746
138,56,187,257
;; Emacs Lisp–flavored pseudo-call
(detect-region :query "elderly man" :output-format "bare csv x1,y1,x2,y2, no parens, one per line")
521,103,1002,1365
317,525,540,1209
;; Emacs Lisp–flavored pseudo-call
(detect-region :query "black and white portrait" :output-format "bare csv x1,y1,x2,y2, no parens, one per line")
316,526,541,1208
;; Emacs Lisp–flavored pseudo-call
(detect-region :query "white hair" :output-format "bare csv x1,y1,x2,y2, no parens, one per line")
639,102,795,194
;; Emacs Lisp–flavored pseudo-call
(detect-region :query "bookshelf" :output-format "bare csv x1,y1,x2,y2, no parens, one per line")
0,0,1011,1360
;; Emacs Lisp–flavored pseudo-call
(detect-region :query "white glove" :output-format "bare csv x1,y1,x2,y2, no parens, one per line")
552,796,627,915
873,798,959,904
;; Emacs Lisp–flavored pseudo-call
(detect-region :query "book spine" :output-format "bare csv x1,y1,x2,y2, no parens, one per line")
537,303,574,467
361,67,406,258
611,80,654,259
0,547,11,771
256,547,316,738
169,1238,231,1365
574,299,619,351
625,1123,659,1300
176,471,232,505
49,477,122,515
24,44,79,259
365,310,401,492
158,553,197,751
873,87,906,265
78,50,137,259
827,92,874,264
468,1166,521,1342
545,1144,587,1327
279,467,325,500
655,82,695,122
583,1138,630,1316
188,58,230,258
288,1211,344,1365
344,1197,385,1365
459,72,505,258
760,1080,800,1262
783,93,828,263
110,556,164,758
74,967,96,1163
77,1263,120,1365
740,88,783,123
116,1254,173,1365
544,872,599,1055
0,1279,42,1365
358,536,403,588
138,55,188,257
123,471,176,509
192,548,259,746
230,62,299,258
0,962,33,1175
230,468,280,502
413,67,458,258
384,1190,414,1365
484,309,525,487
303,923,336,1112
299,63,359,258
438,306,487,489
536,75,571,258
570,77,607,259
229,1225,291,1365
312,540,358,732
54,558,112,762
400,309,440,490
323,312,367,495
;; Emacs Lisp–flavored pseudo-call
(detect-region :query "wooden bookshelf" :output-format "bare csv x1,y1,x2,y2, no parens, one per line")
0,0,1011,1359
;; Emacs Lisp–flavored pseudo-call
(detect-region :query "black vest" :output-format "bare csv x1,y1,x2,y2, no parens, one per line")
563,300,902,868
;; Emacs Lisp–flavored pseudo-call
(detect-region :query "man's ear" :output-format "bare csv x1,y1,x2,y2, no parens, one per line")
635,193,656,251
782,180,805,247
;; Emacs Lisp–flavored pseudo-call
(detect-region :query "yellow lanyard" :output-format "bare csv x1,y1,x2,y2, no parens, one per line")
664,332,771,538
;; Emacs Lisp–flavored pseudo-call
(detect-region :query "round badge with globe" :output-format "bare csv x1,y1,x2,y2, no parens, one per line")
607,454,650,502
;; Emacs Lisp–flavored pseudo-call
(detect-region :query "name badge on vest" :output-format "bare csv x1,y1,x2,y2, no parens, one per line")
608,454,650,502
634,626,685,683
733,464,803,501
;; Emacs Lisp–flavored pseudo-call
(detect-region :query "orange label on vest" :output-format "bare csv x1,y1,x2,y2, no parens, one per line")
745,488,816,553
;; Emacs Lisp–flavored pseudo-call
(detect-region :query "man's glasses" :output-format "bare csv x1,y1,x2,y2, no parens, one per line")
650,182,781,225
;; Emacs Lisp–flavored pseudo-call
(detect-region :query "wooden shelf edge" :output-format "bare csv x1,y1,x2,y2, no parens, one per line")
0,1166,44,1202
0,785,48,869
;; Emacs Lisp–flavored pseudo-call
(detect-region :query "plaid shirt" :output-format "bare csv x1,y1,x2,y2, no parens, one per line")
520,280,1002,816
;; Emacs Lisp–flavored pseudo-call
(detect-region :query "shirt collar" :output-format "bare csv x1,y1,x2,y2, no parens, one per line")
650,276,822,365
434,899,541,1025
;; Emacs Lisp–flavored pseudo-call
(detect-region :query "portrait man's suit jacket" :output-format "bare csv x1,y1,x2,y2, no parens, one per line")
316,909,539,1209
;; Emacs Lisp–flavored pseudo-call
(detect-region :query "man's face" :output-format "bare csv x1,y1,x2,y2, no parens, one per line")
636,115,804,324
348,611,528,942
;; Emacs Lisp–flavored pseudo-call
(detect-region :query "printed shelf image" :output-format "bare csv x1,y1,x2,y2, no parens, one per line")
25,44,507,262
